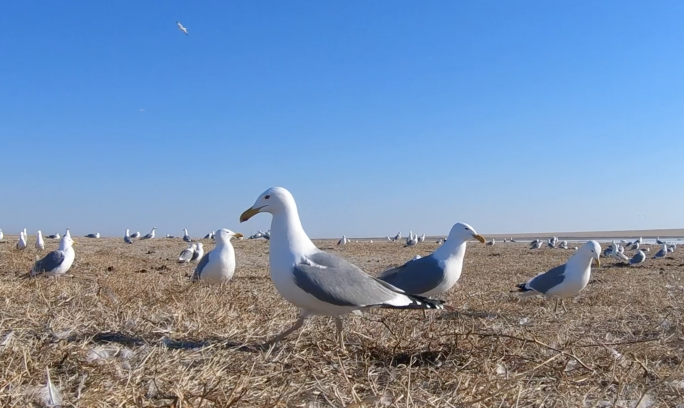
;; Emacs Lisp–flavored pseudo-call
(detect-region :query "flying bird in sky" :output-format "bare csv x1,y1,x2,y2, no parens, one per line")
176,21,188,35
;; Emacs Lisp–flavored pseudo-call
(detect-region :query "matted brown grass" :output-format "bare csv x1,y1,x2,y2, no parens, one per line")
0,237,682,407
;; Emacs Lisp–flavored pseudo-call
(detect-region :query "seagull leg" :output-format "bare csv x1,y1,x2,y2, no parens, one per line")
263,311,310,347
335,317,346,351
561,299,568,312
554,299,559,313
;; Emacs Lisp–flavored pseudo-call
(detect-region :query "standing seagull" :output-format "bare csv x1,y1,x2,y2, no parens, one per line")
178,244,196,263
192,229,243,283
379,222,485,296
140,227,157,240
486,238,496,246
191,242,204,262
35,231,45,250
30,233,76,277
17,232,27,250
176,21,188,35
653,243,668,259
337,235,348,246
514,241,601,312
124,229,134,244
130,231,141,238
393,232,402,242
239,187,444,350
0,229,3,240
405,232,418,247
629,250,646,266
183,229,192,242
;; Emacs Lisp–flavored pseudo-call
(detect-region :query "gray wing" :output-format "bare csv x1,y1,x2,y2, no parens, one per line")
378,256,444,295
32,250,66,274
630,251,645,264
191,252,211,281
190,250,201,261
178,249,193,262
654,249,666,258
292,252,406,307
528,264,566,294
124,236,133,244
141,234,152,239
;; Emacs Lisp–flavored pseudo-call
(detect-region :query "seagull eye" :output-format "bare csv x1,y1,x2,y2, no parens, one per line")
264,195,271,199
465,228,470,231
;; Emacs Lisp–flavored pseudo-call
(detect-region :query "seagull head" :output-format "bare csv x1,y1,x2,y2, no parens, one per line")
446,222,486,244
578,240,601,267
59,234,76,250
240,187,295,222
216,228,243,242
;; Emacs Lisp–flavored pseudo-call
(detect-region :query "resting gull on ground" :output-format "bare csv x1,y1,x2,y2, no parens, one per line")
629,250,646,266
239,187,443,350
379,222,485,296
653,243,668,259
130,231,141,238
124,229,134,244
337,235,348,246
31,230,76,277
36,231,45,250
85,233,100,239
178,244,195,263
191,242,204,262
192,229,242,283
140,227,156,240
515,240,601,312
183,229,192,242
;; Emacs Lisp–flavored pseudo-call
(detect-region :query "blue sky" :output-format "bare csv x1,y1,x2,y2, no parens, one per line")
1,1,683,238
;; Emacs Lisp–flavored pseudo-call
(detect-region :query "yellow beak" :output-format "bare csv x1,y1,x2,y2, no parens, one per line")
234,233,243,238
594,257,601,268
239,206,264,223
473,234,486,243
72,241,78,245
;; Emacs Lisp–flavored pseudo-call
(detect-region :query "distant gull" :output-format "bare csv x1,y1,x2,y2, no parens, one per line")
530,239,543,250
653,243,668,259
140,227,157,240
16,232,27,250
124,229,134,244
515,240,601,312
166,234,176,238
656,237,665,245
405,232,418,247
0,229,3,240
31,230,76,277
608,243,629,262
35,230,45,250
191,242,204,262
178,243,195,263
239,187,444,349
393,232,402,242
176,21,189,35
192,229,243,283
418,234,426,243
337,235,348,246
629,250,646,266
203,231,213,239
379,222,485,297
411,255,422,261
386,236,392,242
85,233,100,239
547,239,556,249
629,241,639,251
47,233,60,239
486,238,496,246
183,229,192,242
667,244,677,253
130,231,141,238
559,240,568,250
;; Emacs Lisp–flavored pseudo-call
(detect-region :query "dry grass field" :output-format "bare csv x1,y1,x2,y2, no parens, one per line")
0,236,683,407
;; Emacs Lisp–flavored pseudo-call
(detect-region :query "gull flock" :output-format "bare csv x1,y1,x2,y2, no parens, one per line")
0,186,680,350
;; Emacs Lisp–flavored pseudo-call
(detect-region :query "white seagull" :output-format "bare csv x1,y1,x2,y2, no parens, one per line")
183,229,192,242
515,240,601,312
653,243,668,259
140,227,157,240
0,229,4,240
85,232,100,239
239,187,444,349
191,242,204,262
176,21,188,35
130,231,141,238
178,243,196,263
124,229,134,244
17,232,27,250
379,222,485,296
337,235,348,246
31,232,76,277
192,229,243,283
36,230,45,250
629,250,646,266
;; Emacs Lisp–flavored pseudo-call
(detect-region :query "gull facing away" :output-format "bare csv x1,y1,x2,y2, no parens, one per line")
140,227,157,240
239,187,444,349
176,21,188,35
337,235,348,246
379,222,485,296
130,231,141,238
405,232,418,247
629,250,646,266
17,232,27,250
124,229,134,244
192,229,243,283
30,232,77,277
191,242,204,262
514,240,601,312
653,243,668,259
36,230,45,250
178,243,196,263
183,229,192,242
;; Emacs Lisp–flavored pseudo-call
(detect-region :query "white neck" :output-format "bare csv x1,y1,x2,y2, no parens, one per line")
269,205,317,263
566,252,593,274
432,237,467,261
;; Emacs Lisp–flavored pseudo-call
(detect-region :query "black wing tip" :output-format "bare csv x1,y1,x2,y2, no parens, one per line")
515,283,531,292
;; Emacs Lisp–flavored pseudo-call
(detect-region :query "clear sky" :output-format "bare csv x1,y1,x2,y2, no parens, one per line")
2,1,683,239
